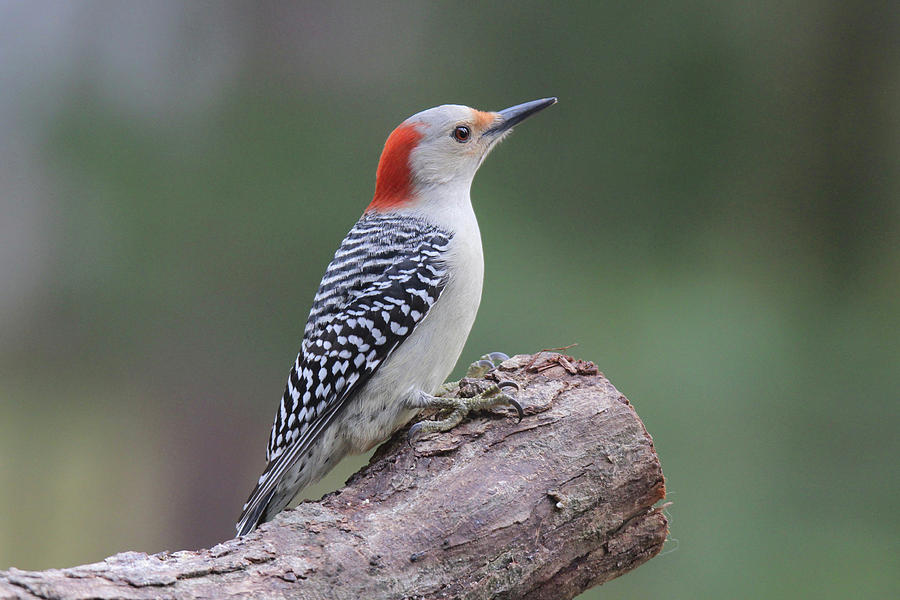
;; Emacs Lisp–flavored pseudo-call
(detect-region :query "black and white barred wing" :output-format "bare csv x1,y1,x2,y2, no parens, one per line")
236,214,452,535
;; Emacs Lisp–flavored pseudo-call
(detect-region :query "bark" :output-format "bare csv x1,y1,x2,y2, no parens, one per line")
0,352,667,600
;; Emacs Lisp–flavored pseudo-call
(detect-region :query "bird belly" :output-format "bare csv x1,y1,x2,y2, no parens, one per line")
339,233,484,453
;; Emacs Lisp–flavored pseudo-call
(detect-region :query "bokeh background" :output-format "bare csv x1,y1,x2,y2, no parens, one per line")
1,2,897,598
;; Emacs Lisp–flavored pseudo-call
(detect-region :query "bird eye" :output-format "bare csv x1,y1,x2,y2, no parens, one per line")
452,125,471,143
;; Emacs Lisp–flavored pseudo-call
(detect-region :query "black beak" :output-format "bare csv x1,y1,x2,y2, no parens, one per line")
484,97,557,136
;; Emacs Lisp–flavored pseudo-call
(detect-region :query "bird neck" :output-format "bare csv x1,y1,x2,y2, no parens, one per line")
390,179,476,233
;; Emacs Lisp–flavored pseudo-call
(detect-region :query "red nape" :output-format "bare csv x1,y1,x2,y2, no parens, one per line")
366,122,423,212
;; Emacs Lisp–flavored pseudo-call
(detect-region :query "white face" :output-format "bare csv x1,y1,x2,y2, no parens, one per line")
404,104,507,188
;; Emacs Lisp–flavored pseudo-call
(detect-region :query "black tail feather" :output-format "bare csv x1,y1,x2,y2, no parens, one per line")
235,486,276,537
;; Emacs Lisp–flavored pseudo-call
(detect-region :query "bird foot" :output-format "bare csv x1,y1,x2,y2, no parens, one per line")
465,351,510,379
407,380,522,441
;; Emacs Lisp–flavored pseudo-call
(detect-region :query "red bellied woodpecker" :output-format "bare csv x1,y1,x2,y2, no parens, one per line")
236,97,557,536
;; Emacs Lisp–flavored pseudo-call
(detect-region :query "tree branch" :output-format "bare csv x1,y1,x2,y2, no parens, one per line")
0,352,667,600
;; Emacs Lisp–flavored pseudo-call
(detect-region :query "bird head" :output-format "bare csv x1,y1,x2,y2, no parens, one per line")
367,98,557,212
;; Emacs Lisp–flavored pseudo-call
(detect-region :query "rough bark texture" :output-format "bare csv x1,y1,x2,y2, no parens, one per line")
0,352,667,600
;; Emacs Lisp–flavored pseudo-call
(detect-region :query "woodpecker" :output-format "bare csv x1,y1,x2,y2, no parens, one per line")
236,97,557,536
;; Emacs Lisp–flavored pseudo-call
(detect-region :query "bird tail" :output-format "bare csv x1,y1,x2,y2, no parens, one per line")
235,485,277,537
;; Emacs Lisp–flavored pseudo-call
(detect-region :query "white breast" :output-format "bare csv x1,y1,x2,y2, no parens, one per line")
339,187,484,452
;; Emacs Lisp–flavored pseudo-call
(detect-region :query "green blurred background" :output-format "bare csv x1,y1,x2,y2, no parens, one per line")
1,1,897,598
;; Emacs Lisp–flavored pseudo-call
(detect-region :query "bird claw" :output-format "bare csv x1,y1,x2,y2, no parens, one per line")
497,379,520,392
407,420,426,443
496,381,524,422
465,351,511,378
468,359,495,377
484,351,510,364
407,378,524,443
506,396,524,422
